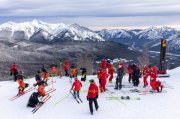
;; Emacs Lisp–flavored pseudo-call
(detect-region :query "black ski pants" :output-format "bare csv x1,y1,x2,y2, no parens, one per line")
89,98,99,113
115,77,122,89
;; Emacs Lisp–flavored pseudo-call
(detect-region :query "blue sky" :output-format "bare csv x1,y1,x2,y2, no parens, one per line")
0,0,180,30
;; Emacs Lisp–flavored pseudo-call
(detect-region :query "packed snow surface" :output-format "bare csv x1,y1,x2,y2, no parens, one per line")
0,67,180,119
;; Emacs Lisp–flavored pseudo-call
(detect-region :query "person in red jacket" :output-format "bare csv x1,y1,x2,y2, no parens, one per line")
17,72,29,95
87,79,99,115
108,64,114,83
64,59,69,76
100,69,108,93
143,65,149,87
97,68,102,84
150,66,158,90
10,63,18,81
33,81,46,97
154,80,163,92
70,78,82,99
127,64,133,83
50,64,58,76
43,69,48,86
101,59,107,70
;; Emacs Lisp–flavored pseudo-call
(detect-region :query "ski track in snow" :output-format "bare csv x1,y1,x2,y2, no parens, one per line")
0,68,180,119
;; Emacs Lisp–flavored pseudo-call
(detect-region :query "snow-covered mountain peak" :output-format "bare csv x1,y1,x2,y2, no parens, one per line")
0,20,104,42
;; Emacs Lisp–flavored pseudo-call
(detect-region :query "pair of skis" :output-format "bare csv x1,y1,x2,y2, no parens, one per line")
106,85,134,89
32,95,51,114
32,88,56,113
70,91,83,104
45,88,56,95
123,89,141,93
106,96,140,100
9,87,35,101
139,90,167,95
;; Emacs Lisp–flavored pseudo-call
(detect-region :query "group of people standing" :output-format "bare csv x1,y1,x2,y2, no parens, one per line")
127,63,163,92
97,59,163,93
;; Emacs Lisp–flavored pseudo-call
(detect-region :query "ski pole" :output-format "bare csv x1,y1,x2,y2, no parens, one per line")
52,76,54,90
54,93,70,105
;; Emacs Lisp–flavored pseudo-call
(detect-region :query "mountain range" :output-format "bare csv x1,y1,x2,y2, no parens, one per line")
1,20,179,52
0,20,104,43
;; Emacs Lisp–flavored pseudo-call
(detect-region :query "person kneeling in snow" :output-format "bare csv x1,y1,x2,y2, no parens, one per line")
27,92,43,107
151,80,163,93
70,78,82,99
87,79,99,115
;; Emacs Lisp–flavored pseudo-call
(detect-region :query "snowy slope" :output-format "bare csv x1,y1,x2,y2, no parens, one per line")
0,68,180,119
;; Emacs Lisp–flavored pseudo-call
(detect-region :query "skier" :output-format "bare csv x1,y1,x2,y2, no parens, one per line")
101,59,107,70
115,62,124,90
70,78,82,99
41,64,46,73
108,63,114,83
154,80,163,92
10,63,17,75
33,81,46,97
100,69,108,92
97,67,102,84
64,59,69,76
70,65,77,78
132,64,140,87
80,68,86,82
35,70,42,83
27,92,43,107
127,64,133,83
150,66,158,90
118,60,125,70
43,69,48,85
143,65,149,87
10,63,18,81
87,79,99,115
17,72,29,95
50,64,58,76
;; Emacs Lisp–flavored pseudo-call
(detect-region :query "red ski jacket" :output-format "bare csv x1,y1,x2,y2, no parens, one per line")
108,68,114,76
87,83,99,98
150,66,158,80
100,70,108,85
10,64,18,73
108,64,113,69
143,66,149,76
101,59,107,69
64,60,69,71
127,66,133,74
18,79,25,88
38,85,46,96
71,79,82,91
